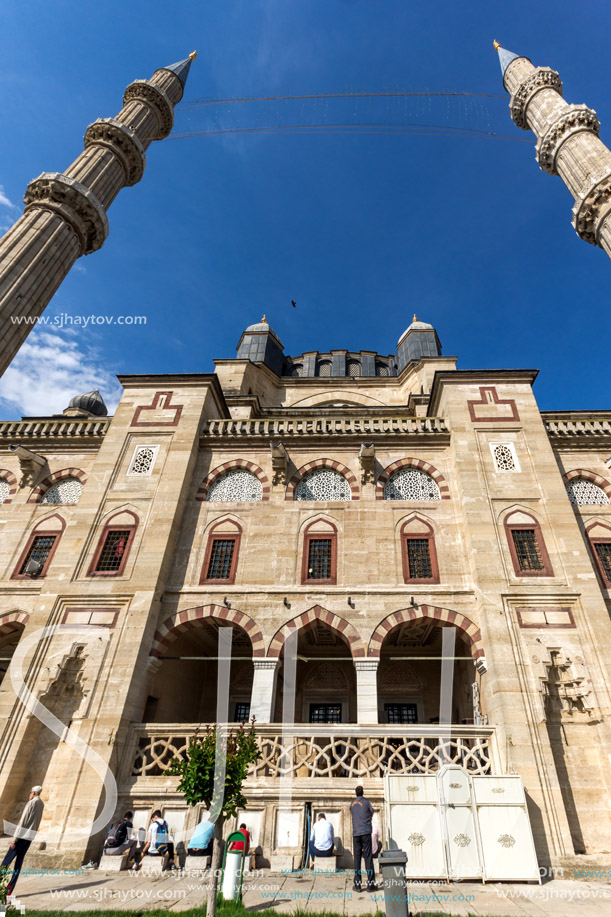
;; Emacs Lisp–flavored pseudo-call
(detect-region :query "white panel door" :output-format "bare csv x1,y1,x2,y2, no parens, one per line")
477,805,540,881
388,803,446,879
445,805,482,879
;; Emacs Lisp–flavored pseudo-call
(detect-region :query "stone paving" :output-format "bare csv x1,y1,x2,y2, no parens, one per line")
6,866,611,916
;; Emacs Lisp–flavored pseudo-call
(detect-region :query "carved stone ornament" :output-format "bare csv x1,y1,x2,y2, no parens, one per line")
359,442,376,485
539,647,594,717
449,782,462,789
408,833,425,847
24,172,109,254
453,834,471,848
572,165,611,245
84,118,146,186
271,441,288,486
510,68,563,130
13,447,46,489
536,105,600,175
123,80,174,139
498,834,516,848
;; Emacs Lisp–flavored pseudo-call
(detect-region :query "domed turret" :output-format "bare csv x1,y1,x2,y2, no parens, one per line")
64,389,108,418
236,315,285,375
396,314,442,372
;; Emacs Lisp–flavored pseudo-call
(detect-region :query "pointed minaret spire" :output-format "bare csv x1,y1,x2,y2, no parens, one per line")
495,43,611,261
0,53,197,378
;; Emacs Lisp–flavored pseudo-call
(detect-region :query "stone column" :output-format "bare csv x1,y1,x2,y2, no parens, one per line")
250,660,279,724
497,44,611,261
355,659,379,724
0,54,195,377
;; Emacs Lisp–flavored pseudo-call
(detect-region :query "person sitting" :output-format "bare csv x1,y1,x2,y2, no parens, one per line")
187,818,214,862
229,823,250,855
103,810,138,867
309,813,334,865
371,819,382,872
140,811,175,869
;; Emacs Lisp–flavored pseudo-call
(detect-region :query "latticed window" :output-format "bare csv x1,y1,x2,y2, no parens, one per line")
307,538,332,580
127,445,159,476
594,542,611,582
95,530,132,573
0,480,10,504
347,359,361,377
316,360,332,377
18,535,56,575
290,363,303,377
406,538,433,579
376,362,390,377
294,468,352,501
511,529,544,572
492,443,517,473
234,702,251,722
567,479,610,505
385,703,418,724
41,478,83,504
384,468,441,501
309,703,342,724
207,469,262,502
206,538,237,580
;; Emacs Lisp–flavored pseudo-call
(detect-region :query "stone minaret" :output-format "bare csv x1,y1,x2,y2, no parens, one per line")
495,41,611,260
0,53,196,377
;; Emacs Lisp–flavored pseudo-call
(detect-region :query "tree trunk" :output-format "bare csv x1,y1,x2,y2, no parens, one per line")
206,816,225,917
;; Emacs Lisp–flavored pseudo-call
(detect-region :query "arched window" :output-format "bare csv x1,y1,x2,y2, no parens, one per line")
400,517,439,583
200,519,242,584
585,521,611,587
567,479,610,506
384,468,441,501
504,510,553,577
346,359,361,377
316,360,332,377
290,363,304,378
0,481,10,504
88,510,138,577
295,469,352,502
301,519,337,584
375,362,390,377
207,469,263,502
41,477,83,505
12,515,65,579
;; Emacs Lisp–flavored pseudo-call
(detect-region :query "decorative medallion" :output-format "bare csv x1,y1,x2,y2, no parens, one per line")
449,782,462,789
498,834,516,848
453,834,471,848
492,787,505,794
408,833,425,847
405,785,420,792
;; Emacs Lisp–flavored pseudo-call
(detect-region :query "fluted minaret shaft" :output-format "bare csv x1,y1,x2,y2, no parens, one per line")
0,56,195,377
497,44,611,260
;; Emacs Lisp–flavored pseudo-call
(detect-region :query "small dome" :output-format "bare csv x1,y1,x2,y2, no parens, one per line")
245,314,277,334
66,389,108,417
398,314,434,344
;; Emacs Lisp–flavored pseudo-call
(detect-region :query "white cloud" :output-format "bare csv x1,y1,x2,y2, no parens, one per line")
0,184,17,209
0,328,122,419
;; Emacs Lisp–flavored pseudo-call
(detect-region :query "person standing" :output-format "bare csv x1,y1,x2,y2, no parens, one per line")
1,786,44,896
349,785,376,892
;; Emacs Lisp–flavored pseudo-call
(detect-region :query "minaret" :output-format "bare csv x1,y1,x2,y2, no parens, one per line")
494,41,611,260
0,52,196,377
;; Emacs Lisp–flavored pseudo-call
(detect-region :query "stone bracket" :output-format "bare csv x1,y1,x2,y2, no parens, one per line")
572,164,611,246
123,80,174,139
271,441,288,486
84,118,146,186
359,442,376,485
536,105,600,175
24,172,109,254
510,68,563,130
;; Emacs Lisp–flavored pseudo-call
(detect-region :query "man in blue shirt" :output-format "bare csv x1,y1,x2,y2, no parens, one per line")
188,818,215,858
309,813,334,865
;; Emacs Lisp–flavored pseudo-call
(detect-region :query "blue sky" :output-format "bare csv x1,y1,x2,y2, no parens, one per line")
1,0,610,418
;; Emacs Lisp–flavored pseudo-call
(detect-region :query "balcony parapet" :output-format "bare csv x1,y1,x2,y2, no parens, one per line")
202,416,450,440
0,417,110,444
123,723,498,788
543,413,611,440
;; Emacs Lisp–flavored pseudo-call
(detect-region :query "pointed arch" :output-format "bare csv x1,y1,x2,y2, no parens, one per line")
563,468,611,502
196,460,270,502
0,611,29,639
11,513,66,579
368,605,484,660
267,605,366,658
0,469,18,505
285,459,359,501
28,467,88,503
151,603,265,658
376,458,450,501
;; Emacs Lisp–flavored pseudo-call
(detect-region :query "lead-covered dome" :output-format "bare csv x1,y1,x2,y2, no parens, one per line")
66,389,108,417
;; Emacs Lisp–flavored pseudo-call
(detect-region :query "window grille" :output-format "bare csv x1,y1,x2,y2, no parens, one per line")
19,535,57,574
347,359,361,377
307,538,332,580
206,538,236,580
290,364,303,377
385,703,418,724
234,702,251,722
375,362,390,377
491,443,518,472
309,703,342,724
0,481,10,504
511,529,544,571
316,361,332,377
295,468,352,501
384,468,441,501
406,538,433,579
127,445,159,476
41,478,83,504
567,479,610,505
207,469,263,502
95,530,131,573
594,542,611,581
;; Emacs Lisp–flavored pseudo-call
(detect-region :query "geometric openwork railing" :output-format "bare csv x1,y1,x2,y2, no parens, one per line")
128,724,497,781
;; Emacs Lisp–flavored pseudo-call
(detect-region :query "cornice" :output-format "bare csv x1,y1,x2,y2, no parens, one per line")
427,369,539,416
0,417,110,448
201,414,450,442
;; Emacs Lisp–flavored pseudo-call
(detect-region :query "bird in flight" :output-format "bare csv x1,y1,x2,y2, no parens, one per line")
291,300,297,308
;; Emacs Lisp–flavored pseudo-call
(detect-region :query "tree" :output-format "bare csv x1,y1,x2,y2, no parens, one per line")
169,721,261,917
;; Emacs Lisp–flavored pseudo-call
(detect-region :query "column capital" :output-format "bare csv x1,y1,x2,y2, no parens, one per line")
24,172,109,254
84,118,146,186
123,80,174,139
536,105,600,175
354,659,380,672
253,658,279,671
510,67,562,129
